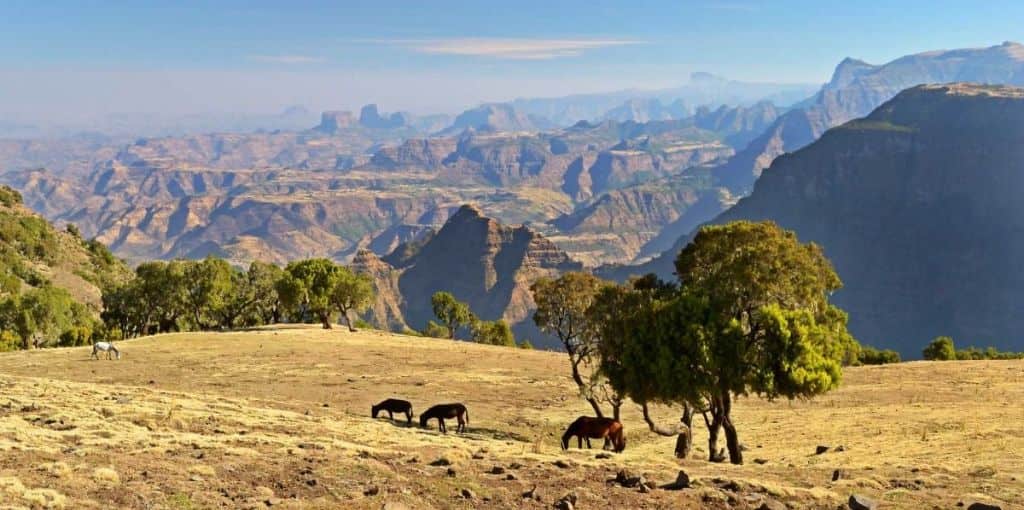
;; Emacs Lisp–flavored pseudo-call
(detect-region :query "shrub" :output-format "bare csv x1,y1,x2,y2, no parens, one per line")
471,319,515,347
421,320,449,339
923,336,957,361
354,318,373,330
59,326,94,347
857,345,901,365
0,330,19,352
517,339,534,350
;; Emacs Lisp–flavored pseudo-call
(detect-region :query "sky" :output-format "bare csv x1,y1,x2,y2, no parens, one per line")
2,0,1024,122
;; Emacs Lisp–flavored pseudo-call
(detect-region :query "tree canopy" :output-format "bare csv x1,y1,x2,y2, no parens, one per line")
430,291,473,340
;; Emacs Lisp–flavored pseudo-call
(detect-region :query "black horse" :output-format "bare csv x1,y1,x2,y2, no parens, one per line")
419,403,469,433
372,398,414,424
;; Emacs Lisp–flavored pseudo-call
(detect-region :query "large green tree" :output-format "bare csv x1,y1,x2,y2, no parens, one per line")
430,291,473,340
601,221,855,464
329,266,375,332
278,258,340,329
531,272,621,419
0,286,91,349
182,257,234,330
471,319,515,347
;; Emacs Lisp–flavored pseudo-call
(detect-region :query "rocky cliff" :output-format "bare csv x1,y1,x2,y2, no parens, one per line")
628,84,1024,355
357,205,581,346
713,41,1024,194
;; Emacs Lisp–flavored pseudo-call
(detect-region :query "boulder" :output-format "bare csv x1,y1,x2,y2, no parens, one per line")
848,494,878,510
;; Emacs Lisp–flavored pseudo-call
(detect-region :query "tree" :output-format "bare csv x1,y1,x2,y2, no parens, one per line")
673,221,854,464
133,260,188,334
278,259,340,329
531,272,621,419
0,286,91,349
247,261,285,324
857,345,901,365
471,319,515,347
182,257,234,330
421,320,450,338
600,221,855,465
923,336,956,361
593,276,697,458
329,266,375,332
431,292,473,340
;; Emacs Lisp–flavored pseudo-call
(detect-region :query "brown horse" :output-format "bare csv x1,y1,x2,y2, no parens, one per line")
561,416,626,453
372,398,414,424
419,403,469,433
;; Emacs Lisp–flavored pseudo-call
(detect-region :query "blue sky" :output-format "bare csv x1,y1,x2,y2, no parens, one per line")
2,0,1023,120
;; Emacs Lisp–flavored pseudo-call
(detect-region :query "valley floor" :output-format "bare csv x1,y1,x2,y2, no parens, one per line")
0,326,1020,509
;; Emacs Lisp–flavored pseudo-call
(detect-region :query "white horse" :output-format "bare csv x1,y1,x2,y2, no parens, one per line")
91,342,120,360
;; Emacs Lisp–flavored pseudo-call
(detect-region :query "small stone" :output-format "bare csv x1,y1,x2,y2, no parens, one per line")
848,494,878,510
446,467,457,477
522,486,542,501
832,469,845,481
264,497,281,507
835,445,846,452
490,465,506,475
364,485,380,496
189,474,204,482
505,473,517,481
595,452,612,459
472,450,486,460
407,456,420,463
816,445,830,455
430,457,452,467
460,488,475,500
661,470,691,490
553,459,572,469
967,503,1003,510
757,498,788,510
753,458,769,465
509,462,524,469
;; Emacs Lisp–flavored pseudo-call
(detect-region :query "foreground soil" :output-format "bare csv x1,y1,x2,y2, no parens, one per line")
0,326,1020,509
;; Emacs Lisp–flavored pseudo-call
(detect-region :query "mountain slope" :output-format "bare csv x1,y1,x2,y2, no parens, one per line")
628,84,1024,356
713,41,1024,193
0,186,130,310
356,205,581,345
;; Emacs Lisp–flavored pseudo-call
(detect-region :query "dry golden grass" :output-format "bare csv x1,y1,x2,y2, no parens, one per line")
0,325,1020,509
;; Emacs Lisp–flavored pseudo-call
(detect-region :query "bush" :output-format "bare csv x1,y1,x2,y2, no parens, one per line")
923,336,957,361
0,186,23,207
59,326,94,347
471,319,515,347
517,339,534,350
857,345,901,365
0,330,19,352
421,320,450,339
354,319,373,330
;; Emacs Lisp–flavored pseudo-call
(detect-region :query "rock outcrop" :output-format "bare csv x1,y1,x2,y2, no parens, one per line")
359,205,582,345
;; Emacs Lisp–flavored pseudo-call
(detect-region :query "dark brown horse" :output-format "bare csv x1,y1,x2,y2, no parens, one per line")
561,416,626,453
419,403,469,433
372,398,414,424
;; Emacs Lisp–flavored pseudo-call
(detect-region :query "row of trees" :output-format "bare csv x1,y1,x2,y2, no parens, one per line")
923,336,1024,361
532,221,859,464
423,291,530,348
102,257,375,338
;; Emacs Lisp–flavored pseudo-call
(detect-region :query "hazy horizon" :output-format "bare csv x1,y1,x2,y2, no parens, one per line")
3,1,1024,125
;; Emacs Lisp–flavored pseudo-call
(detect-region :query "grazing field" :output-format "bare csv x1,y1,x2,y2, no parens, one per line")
0,325,1021,509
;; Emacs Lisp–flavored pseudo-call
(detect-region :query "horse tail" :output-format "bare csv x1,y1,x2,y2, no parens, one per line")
463,406,469,424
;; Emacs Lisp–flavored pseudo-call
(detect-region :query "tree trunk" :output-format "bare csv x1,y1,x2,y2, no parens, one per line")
703,398,726,463
341,309,356,332
722,393,743,465
612,401,621,421
568,358,604,418
641,402,691,459
319,311,332,329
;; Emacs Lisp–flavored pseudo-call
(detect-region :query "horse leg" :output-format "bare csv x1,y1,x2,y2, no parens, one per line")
577,436,583,449
586,437,592,449
406,411,412,424
457,416,465,433
439,418,446,433
388,410,394,421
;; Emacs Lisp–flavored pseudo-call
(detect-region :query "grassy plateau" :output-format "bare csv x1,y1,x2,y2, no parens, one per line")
0,325,1020,509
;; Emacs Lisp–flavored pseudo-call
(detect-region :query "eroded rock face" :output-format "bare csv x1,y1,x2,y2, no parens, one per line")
713,41,1024,194
351,249,408,332
315,111,357,133
631,84,1024,356
358,205,581,345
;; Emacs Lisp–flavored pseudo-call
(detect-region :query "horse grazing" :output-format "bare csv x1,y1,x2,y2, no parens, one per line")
91,342,120,360
419,403,469,433
372,398,414,424
561,416,626,453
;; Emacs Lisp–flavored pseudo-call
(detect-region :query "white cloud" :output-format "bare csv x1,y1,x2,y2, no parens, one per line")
248,55,325,64
376,37,644,60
